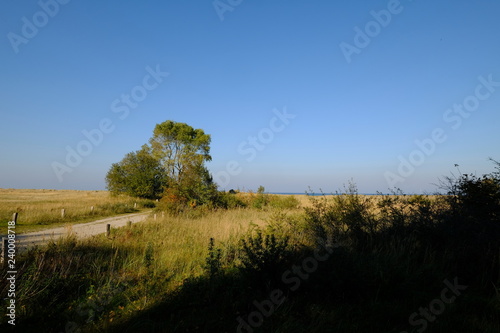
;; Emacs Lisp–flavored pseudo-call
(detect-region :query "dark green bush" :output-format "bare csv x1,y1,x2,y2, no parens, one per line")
215,191,247,209
238,230,293,289
140,200,156,208
204,238,222,278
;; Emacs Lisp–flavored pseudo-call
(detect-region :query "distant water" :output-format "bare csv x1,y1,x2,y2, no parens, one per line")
269,192,379,196
270,192,429,196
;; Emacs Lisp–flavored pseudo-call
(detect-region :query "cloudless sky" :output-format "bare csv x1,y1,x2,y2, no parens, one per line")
1,0,499,194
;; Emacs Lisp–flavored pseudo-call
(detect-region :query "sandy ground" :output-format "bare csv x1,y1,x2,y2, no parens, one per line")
7,211,151,254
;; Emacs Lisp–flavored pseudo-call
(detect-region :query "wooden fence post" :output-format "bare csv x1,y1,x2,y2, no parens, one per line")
134,202,137,209
90,206,94,213
106,224,111,238
61,208,65,218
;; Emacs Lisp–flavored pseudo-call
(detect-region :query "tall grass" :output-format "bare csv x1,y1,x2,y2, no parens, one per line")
1,166,499,333
0,205,292,332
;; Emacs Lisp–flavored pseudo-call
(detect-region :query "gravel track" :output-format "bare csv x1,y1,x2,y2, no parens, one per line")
11,211,152,253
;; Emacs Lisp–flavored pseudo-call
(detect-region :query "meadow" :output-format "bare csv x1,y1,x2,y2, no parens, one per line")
0,189,154,233
0,176,499,332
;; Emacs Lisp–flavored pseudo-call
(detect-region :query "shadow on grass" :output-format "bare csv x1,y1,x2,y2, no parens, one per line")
2,222,499,333
0,237,147,333
105,240,500,333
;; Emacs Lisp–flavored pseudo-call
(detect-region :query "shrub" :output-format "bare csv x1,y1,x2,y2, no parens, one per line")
436,160,500,283
140,200,156,208
159,187,189,214
215,191,247,209
238,230,292,289
304,183,379,250
204,238,222,278
97,202,136,214
447,174,500,222
251,186,269,209
268,195,300,209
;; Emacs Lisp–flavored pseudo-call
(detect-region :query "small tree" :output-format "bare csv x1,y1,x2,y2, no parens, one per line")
105,145,167,199
252,185,269,209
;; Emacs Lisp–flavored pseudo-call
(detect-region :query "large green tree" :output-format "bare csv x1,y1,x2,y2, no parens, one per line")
149,120,211,180
149,120,216,205
106,121,216,204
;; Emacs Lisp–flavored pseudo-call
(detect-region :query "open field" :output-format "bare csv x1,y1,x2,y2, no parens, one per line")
0,188,436,234
0,189,155,234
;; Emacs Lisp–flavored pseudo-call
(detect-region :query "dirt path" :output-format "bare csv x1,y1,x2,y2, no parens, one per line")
13,211,152,253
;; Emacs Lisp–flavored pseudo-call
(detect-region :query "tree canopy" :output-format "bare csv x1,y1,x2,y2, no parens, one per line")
149,120,212,181
105,120,216,205
105,145,167,199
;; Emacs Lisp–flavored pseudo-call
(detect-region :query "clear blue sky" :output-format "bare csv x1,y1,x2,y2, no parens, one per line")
1,0,499,194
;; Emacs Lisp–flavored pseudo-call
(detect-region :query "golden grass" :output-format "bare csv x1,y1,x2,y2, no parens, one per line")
4,190,448,330
0,189,150,234
128,208,272,279
0,204,304,328
49,205,305,318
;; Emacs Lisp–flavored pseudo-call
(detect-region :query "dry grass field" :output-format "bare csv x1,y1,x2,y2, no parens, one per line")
0,188,437,235
0,189,154,234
